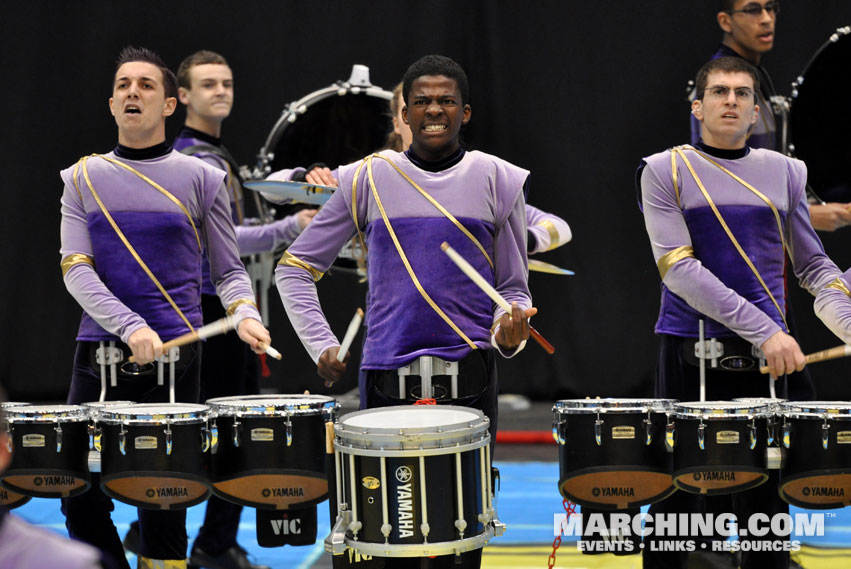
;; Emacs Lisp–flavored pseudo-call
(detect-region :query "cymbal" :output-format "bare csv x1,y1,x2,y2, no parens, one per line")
244,180,336,205
528,259,575,276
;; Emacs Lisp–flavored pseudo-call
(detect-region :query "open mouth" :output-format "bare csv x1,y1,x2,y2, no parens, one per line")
125,105,141,114
758,32,774,43
721,112,738,119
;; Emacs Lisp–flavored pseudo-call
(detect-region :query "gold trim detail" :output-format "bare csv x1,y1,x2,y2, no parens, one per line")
351,160,369,256
77,155,195,333
278,250,324,281
825,277,851,298
670,147,681,208
365,155,477,350
674,147,788,331
657,246,694,280
537,220,561,251
138,557,187,569
61,253,95,277
226,298,258,316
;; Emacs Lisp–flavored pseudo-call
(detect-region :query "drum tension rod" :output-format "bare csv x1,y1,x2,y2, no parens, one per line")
165,423,173,456
233,418,241,448
119,423,127,456
594,410,603,446
698,418,706,451
822,415,831,450
55,423,63,453
644,410,653,446
749,418,757,450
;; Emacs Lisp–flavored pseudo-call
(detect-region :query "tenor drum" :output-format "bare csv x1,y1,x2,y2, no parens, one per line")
329,406,500,558
2,404,90,498
670,401,770,495
778,401,851,509
96,403,212,510
206,394,338,509
553,399,676,509
0,402,33,508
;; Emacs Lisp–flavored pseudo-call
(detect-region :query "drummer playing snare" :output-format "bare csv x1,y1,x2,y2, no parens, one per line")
276,54,534,569
639,56,848,569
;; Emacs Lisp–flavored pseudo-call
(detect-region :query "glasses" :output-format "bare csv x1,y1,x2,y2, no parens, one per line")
704,85,756,101
727,1,780,17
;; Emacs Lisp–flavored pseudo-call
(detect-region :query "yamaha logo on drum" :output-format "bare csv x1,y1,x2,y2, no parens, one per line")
395,466,413,483
592,486,635,498
803,486,844,497
22,434,45,448
262,487,305,498
135,436,158,450
147,487,189,498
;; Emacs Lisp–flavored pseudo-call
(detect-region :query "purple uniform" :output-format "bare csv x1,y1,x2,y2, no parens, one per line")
526,204,571,254
641,144,839,347
0,513,102,569
276,149,531,369
814,269,851,343
59,149,261,341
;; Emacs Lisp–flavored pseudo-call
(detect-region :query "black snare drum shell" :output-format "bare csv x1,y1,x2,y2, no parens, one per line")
3,420,90,498
780,417,851,509
557,411,673,509
672,417,768,495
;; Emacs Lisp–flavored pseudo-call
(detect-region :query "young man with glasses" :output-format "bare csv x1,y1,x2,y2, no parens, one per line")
640,56,844,569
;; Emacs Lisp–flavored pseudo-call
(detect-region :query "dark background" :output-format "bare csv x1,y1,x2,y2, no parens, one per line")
2,1,850,403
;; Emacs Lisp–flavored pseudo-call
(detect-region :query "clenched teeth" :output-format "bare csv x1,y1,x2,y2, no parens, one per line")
424,124,447,132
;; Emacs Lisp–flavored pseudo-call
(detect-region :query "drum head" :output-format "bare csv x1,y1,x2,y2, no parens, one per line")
789,28,851,200
82,400,135,410
206,393,337,415
343,406,482,431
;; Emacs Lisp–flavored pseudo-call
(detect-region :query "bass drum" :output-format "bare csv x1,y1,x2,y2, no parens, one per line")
788,26,851,202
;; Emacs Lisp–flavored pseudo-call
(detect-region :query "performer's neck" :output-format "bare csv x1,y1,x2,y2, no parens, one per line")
405,146,466,172
115,141,172,160
179,125,222,147
696,140,749,160
721,38,762,66
184,112,223,139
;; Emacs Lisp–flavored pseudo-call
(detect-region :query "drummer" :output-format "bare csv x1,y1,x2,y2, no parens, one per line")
276,54,533,569
58,46,270,569
639,56,844,569
691,0,851,231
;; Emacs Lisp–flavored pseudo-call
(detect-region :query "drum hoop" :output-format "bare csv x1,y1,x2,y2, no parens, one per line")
779,400,851,418
791,27,851,98
337,405,487,435
673,401,769,419
344,525,495,558
335,434,490,457
254,80,394,175
6,405,88,422
96,403,210,424
206,394,338,415
553,398,676,414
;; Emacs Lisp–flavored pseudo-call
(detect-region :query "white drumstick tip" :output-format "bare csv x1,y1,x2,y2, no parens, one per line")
337,308,365,362
259,342,282,360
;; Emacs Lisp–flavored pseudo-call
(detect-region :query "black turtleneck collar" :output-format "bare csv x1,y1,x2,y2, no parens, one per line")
179,125,222,147
405,146,466,173
114,141,172,160
696,141,749,160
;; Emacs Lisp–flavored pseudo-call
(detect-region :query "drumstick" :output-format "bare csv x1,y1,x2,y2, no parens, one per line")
759,344,851,374
258,342,282,360
337,308,364,362
127,315,237,363
440,242,555,355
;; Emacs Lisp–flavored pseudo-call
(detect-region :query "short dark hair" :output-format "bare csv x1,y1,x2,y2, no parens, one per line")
402,55,469,106
114,46,177,99
694,56,760,102
719,0,737,12
177,50,230,90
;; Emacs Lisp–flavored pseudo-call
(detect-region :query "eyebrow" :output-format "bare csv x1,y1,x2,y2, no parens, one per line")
114,76,159,84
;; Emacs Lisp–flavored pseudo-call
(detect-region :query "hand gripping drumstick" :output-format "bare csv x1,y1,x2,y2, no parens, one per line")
759,344,851,374
440,242,555,354
128,315,238,363
324,308,364,387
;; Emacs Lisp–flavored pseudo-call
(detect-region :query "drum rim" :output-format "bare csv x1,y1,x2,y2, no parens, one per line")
5,404,89,421
95,402,210,423
206,394,338,415
779,400,851,417
553,398,677,413
673,400,770,418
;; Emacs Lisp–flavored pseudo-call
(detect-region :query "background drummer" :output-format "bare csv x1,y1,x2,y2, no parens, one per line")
58,46,270,569
276,54,533,569
691,0,851,232
639,56,844,569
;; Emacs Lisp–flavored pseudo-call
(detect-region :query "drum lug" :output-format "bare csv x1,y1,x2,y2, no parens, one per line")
782,420,791,449
594,411,603,446
285,413,293,447
200,425,210,453
119,424,127,456
552,415,566,445
93,425,103,452
698,420,705,451
381,523,392,543
5,425,12,453
165,424,173,456
210,420,218,454
420,522,430,542
822,417,831,450
644,411,653,446
749,419,757,450
233,419,241,448
348,520,362,540
454,518,467,539
665,419,675,451
55,423,63,453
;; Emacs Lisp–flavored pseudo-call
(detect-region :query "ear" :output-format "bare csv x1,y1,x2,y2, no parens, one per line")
109,96,116,117
178,86,190,105
751,103,760,125
402,105,409,125
461,104,472,125
717,11,732,34
162,96,177,118
691,99,703,120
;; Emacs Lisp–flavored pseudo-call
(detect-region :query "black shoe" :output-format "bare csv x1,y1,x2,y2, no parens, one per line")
122,521,140,555
188,544,270,569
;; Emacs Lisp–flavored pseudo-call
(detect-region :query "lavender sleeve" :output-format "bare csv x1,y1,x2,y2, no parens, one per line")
815,277,851,344
202,180,262,323
276,187,358,362
59,179,149,342
640,164,781,347
234,215,302,255
526,204,572,254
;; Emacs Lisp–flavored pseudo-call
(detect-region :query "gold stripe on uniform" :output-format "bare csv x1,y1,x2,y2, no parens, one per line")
137,557,187,569
226,298,258,316
537,220,561,251
61,253,95,277
825,277,851,298
657,246,694,280
278,250,324,281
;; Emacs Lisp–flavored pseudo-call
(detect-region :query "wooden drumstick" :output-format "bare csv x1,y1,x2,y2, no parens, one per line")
440,242,555,354
336,308,364,362
127,315,236,363
258,342,282,360
759,344,851,374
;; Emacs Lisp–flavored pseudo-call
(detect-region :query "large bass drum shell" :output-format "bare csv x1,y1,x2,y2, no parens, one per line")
554,399,676,509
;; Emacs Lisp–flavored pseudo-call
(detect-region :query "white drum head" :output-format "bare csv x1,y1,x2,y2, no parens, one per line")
343,406,481,430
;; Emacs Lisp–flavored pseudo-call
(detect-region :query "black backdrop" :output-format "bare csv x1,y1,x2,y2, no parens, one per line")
2,1,850,402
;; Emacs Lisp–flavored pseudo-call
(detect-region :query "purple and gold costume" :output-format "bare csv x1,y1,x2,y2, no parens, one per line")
814,269,851,343
526,204,571,254
276,148,531,369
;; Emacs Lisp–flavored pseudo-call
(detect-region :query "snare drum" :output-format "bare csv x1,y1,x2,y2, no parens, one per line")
553,399,676,509
670,401,770,495
96,403,212,510
778,401,851,509
2,404,90,498
328,406,501,558
206,394,338,509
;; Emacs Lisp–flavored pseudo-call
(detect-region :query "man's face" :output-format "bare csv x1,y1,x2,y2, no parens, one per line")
402,75,471,161
692,70,760,148
717,0,777,61
178,63,234,122
109,61,175,138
